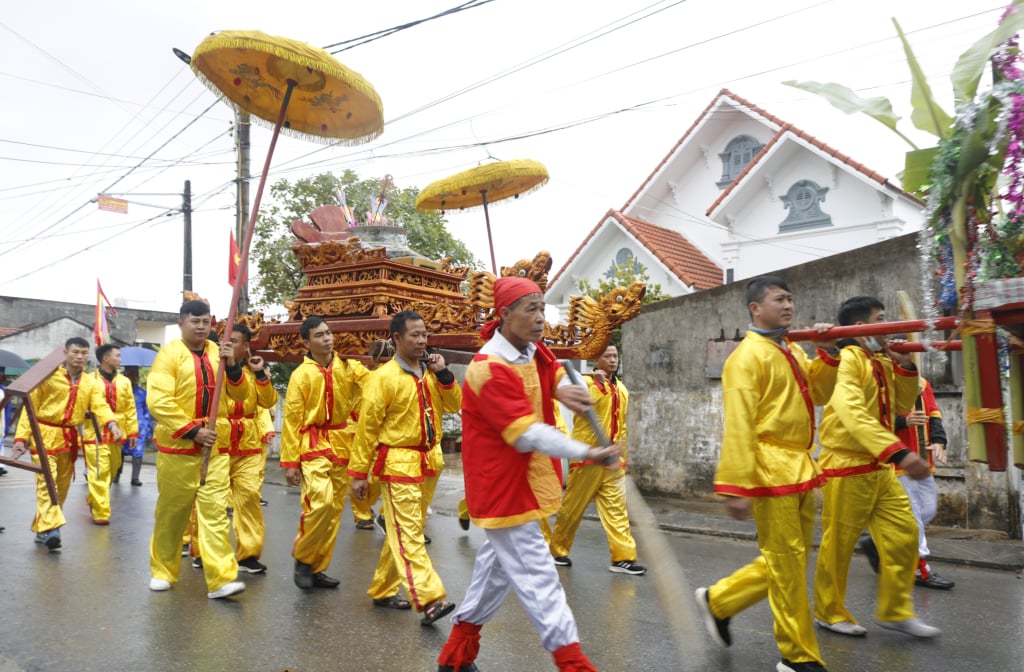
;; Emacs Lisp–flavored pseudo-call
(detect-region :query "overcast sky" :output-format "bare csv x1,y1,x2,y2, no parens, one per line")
0,0,1008,318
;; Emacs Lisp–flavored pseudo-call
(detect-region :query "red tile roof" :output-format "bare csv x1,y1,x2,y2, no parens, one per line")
0,326,25,338
548,209,722,291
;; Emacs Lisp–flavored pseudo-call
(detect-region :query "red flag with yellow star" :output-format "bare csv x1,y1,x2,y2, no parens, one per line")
228,231,245,286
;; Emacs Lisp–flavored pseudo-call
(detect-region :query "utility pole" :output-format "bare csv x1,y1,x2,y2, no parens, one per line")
183,179,192,293
236,112,251,314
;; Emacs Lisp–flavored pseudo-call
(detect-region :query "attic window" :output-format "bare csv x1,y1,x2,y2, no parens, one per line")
717,135,764,188
779,179,832,232
605,248,640,278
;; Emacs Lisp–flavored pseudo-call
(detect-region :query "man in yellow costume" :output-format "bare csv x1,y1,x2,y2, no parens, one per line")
146,299,247,599
217,323,277,574
694,277,838,672
548,344,645,575
813,296,940,639
81,344,139,525
350,310,461,624
281,316,369,589
13,336,124,550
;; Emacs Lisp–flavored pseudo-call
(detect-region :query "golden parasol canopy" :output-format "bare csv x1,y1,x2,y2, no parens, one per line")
191,29,383,145
416,159,549,273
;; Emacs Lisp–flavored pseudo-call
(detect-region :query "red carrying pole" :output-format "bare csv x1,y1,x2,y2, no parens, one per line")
785,316,960,343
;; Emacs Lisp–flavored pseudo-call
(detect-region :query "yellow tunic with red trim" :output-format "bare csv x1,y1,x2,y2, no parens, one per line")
818,345,919,476
714,332,839,498
81,371,139,445
279,355,369,469
461,344,568,528
569,374,627,468
215,368,278,456
146,339,247,454
348,358,461,483
15,366,116,455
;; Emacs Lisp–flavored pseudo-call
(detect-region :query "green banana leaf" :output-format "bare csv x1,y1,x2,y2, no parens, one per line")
952,0,1024,105
783,80,918,149
901,146,939,195
893,18,954,140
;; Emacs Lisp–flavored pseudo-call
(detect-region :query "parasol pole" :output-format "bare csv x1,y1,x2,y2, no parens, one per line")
480,189,497,275
200,78,297,484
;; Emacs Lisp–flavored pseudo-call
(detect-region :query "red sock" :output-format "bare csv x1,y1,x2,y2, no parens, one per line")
552,642,598,671
437,621,482,668
917,557,931,579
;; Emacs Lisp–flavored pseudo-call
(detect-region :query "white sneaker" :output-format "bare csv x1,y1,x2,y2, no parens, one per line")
814,618,866,637
878,618,941,638
207,580,246,599
149,578,172,592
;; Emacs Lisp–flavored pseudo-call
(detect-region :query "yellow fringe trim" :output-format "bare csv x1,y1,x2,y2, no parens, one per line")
966,406,1006,425
960,318,997,336
1012,420,1024,435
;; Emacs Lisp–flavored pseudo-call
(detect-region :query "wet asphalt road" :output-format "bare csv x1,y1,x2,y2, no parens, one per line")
0,463,1022,672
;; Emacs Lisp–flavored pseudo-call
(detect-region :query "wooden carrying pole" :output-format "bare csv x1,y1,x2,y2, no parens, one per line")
785,315,959,343
0,347,69,505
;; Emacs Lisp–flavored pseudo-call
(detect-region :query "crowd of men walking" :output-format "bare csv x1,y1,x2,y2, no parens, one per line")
4,274,955,672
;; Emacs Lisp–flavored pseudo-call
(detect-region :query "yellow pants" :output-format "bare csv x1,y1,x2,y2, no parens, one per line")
30,451,73,533
84,442,117,521
350,479,381,522
814,469,918,624
149,452,237,592
708,491,822,666
230,453,265,561
368,480,446,611
292,456,347,573
549,465,637,563
111,446,124,483
422,471,440,520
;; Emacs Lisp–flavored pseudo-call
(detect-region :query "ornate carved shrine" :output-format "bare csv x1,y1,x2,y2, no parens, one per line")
244,203,645,362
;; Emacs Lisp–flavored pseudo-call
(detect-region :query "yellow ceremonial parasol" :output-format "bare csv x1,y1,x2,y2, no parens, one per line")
416,159,549,273
181,29,384,481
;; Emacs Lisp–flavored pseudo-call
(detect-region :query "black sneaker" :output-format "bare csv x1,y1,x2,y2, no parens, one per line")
553,556,572,567
294,560,314,589
259,498,268,506
609,560,647,575
424,535,432,545
458,516,470,531
858,534,880,574
916,572,955,590
694,587,731,647
238,557,267,574
192,557,203,569
376,514,387,533
777,660,827,672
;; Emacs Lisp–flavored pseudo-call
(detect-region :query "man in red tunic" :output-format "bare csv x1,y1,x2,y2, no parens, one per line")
436,277,620,672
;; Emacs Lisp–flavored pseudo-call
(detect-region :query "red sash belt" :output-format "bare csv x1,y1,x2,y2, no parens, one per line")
372,443,429,481
35,419,80,457
822,462,884,478
571,458,627,470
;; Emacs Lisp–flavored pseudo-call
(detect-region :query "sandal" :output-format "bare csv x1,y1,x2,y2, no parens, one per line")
355,520,375,530
373,595,411,610
421,600,456,626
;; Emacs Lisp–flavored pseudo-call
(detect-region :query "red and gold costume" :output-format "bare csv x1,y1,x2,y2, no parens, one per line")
146,338,247,593
15,366,117,533
81,369,139,522
706,332,838,667
280,355,368,574
348,356,461,610
216,365,277,563
549,372,635,563
439,277,598,672
813,343,920,627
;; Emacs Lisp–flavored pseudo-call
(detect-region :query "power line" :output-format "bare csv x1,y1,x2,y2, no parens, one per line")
323,0,499,53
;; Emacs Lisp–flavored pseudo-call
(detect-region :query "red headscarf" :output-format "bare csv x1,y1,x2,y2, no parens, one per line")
479,277,543,341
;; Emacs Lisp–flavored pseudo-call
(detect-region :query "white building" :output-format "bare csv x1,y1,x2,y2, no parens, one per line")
547,89,924,312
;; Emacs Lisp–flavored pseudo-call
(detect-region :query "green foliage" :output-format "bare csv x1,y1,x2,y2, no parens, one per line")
782,80,915,146
981,213,1024,280
893,18,954,141
577,257,669,304
250,170,481,308
952,1,1024,105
